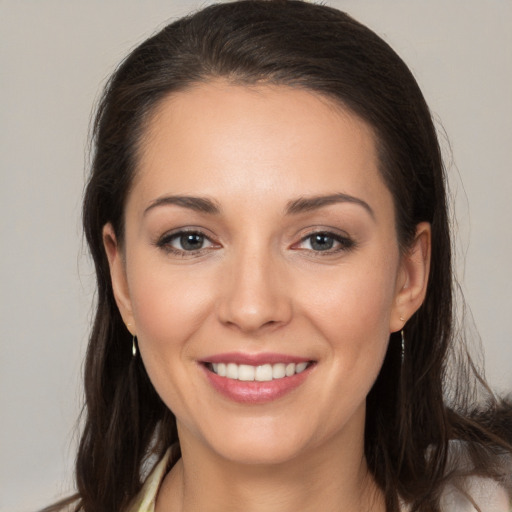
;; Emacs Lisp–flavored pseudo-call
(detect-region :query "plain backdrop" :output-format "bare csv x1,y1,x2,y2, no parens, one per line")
1,1,511,510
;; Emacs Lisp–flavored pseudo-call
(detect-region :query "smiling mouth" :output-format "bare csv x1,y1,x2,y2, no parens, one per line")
205,361,314,382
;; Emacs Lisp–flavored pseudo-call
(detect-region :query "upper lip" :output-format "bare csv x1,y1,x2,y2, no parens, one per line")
200,352,313,365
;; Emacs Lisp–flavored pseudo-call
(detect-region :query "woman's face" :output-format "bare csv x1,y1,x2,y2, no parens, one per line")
105,82,429,465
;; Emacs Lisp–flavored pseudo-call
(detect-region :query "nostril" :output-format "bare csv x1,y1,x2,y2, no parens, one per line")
216,272,293,332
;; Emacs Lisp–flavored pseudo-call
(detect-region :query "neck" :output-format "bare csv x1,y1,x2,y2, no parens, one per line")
156,414,385,512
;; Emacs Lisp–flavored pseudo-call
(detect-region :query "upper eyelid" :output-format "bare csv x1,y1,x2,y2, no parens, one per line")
158,227,215,242
295,231,353,246
295,226,352,242
168,230,213,242
299,229,349,239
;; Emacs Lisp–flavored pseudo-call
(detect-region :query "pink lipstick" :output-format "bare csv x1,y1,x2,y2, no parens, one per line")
199,352,315,404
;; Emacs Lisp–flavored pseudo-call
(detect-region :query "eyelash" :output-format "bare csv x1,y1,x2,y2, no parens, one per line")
155,229,355,257
294,231,355,255
155,229,217,256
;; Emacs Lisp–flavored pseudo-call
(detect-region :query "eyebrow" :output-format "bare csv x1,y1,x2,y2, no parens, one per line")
143,192,374,219
144,195,221,216
285,193,375,219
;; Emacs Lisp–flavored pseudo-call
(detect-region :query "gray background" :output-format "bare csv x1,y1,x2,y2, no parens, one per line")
1,1,511,510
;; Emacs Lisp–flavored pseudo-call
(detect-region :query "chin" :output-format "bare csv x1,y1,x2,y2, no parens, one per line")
199,420,320,466
216,440,307,466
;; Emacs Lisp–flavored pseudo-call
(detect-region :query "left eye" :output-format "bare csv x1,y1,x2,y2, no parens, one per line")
297,232,353,252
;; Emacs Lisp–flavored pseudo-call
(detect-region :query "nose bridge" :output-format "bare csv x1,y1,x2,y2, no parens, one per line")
218,236,291,333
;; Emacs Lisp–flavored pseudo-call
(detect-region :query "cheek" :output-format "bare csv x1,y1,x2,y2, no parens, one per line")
301,262,397,339
295,254,398,383
296,261,397,426
127,259,216,357
126,261,219,420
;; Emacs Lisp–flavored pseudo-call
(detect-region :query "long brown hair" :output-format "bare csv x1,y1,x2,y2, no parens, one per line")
43,2,511,511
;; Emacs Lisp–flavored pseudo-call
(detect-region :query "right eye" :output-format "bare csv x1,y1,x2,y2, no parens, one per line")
157,230,216,255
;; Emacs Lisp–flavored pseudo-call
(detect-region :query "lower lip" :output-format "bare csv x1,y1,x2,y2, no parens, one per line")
201,364,314,404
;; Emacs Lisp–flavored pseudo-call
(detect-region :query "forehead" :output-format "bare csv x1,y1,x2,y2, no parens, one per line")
131,82,393,217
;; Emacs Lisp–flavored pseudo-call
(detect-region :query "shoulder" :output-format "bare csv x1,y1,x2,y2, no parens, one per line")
402,440,512,512
440,476,510,512
400,477,510,512
126,449,172,512
439,439,511,512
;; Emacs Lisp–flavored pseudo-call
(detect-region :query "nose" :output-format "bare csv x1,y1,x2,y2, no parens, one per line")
217,245,293,334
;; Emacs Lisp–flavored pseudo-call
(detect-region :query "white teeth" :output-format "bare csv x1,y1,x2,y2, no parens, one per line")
295,362,308,374
255,364,273,381
238,364,255,381
272,363,286,379
285,363,295,377
210,361,311,381
217,363,227,377
226,363,238,379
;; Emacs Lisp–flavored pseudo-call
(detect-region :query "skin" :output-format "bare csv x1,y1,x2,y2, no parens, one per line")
104,82,430,511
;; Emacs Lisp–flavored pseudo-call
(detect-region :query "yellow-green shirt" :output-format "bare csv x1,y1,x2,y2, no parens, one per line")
127,449,172,512
126,449,510,512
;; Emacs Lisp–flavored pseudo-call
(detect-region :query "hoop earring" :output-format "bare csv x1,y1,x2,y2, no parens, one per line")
132,335,137,358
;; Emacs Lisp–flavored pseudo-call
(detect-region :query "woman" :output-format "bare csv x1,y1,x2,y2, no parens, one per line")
43,1,511,511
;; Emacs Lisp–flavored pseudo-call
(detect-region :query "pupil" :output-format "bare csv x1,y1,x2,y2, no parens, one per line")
181,233,203,250
311,234,333,251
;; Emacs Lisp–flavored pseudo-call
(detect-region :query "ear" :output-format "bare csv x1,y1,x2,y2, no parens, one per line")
103,223,135,333
390,222,431,333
